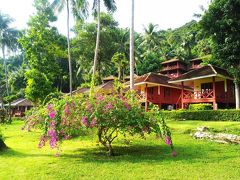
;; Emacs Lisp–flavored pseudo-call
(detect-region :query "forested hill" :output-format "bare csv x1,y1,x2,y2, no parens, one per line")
0,2,212,104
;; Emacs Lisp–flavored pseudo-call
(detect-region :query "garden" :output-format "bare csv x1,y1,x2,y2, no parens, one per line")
0,119,239,179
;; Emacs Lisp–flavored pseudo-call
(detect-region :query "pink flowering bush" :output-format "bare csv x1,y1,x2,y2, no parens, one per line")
24,91,175,156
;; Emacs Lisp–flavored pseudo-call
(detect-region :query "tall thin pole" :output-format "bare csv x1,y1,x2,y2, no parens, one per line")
129,0,135,90
67,0,72,96
93,0,101,77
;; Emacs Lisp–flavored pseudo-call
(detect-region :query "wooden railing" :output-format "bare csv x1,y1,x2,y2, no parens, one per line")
162,64,187,71
183,90,214,100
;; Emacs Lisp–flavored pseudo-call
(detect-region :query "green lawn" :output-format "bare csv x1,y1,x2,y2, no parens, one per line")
0,120,240,179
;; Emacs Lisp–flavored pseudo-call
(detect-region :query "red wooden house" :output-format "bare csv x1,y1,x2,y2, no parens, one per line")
134,58,236,110
134,72,192,111
160,58,188,78
169,65,235,109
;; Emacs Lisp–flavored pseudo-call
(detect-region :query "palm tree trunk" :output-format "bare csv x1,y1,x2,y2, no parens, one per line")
235,82,240,109
129,0,135,90
93,0,101,77
67,0,73,96
2,46,11,123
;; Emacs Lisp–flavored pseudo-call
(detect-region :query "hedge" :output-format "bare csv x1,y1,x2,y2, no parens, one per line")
160,109,240,121
189,103,212,110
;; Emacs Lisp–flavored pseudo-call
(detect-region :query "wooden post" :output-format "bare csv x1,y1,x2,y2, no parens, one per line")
213,77,217,110
145,84,148,112
181,81,184,109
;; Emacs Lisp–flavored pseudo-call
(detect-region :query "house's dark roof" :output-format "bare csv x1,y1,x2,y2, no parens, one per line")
134,73,192,90
161,58,187,65
189,55,210,62
103,75,116,82
72,88,89,95
97,80,114,90
169,65,233,82
11,98,33,107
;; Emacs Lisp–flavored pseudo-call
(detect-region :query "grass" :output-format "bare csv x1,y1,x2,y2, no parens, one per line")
0,120,240,179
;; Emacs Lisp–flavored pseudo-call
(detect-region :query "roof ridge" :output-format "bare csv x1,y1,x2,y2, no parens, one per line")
208,64,217,74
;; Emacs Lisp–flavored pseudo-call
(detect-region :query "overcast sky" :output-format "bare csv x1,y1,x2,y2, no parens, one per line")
0,0,210,35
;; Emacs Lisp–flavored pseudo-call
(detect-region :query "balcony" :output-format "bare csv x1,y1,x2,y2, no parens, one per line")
183,90,235,103
161,64,187,72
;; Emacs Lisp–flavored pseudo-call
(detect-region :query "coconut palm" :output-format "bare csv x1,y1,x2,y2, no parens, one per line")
129,0,134,90
51,0,88,96
0,12,19,123
92,0,116,77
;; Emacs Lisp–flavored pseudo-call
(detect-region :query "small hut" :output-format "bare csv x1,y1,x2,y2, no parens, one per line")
10,98,33,117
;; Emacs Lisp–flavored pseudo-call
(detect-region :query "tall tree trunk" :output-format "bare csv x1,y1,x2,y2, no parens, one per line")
67,0,73,96
129,0,135,90
93,0,101,77
235,82,240,109
2,46,11,123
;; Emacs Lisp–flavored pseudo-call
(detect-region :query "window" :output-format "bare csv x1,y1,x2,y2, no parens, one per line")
201,83,212,93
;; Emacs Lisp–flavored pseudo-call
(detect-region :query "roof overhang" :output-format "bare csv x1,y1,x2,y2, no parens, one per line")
134,82,192,91
169,74,233,84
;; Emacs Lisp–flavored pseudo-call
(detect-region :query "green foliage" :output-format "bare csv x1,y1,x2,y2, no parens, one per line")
111,52,128,80
161,109,240,121
25,91,174,156
25,69,54,103
0,109,6,123
189,103,213,110
200,0,240,82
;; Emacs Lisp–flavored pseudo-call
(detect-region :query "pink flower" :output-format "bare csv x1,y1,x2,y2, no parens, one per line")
97,95,104,101
64,104,70,116
90,119,96,127
55,153,60,157
47,104,53,111
124,102,130,111
62,118,66,125
81,117,88,127
64,135,71,140
49,111,56,119
38,136,47,148
165,136,171,146
172,151,177,157
86,103,91,111
105,103,113,110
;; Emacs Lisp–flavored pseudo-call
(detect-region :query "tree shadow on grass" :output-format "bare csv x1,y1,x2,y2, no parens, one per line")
0,143,237,165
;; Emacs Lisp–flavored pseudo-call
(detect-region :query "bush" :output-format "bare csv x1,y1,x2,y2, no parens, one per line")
189,103,212,110
0,132,7,150
161,109,240,121
0,109,7,123
25,91,175,156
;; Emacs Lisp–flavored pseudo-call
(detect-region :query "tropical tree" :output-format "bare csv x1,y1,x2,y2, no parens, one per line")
92,0,116,80
129,0,134,90
200,0,240,109
51,0,88,96
111,52,128,80
0,12,19,123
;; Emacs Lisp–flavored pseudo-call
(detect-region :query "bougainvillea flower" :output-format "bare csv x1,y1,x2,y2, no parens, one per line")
165,136,171,145
49,111,56,119
172,151,177,157
81,117,88,126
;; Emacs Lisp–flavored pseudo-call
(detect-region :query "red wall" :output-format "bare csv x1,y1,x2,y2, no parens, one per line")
146,86,182,105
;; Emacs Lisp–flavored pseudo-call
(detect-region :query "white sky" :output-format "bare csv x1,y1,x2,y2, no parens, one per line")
0,0,210,35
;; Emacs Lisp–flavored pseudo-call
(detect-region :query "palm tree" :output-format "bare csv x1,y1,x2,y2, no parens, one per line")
51,0,88,96
92,0,116,77
129,0,134,90
0,12,19,123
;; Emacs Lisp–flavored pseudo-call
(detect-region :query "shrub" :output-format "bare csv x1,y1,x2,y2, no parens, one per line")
161,109,240,121
0,109,7,123
189,103,212,110
25,91,175,156
0,131,7,150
